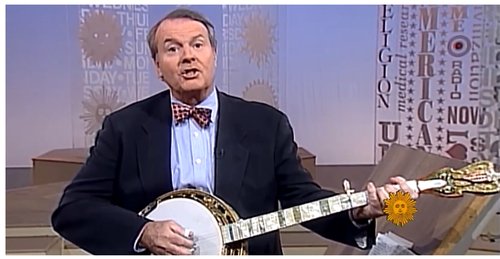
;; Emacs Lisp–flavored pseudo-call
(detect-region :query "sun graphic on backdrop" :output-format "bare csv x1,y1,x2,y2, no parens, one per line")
79,10,123,68
383,190,417,227
80,86,126,135
242,79,278,108
240,12,276,68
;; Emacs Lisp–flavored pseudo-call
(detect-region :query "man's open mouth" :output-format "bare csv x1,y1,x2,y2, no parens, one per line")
181,68,200,79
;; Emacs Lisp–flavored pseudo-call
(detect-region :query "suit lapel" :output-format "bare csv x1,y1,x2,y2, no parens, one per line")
137,92,173,202
214,92,249,209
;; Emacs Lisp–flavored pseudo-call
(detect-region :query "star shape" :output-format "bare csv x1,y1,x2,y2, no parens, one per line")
408,97,414,104
437,107,444,114
438,69,445,76
436,135,443,142
407,125,413,131
407,115,414,122
437,116,444,123
407,133,413,140
438,98,445,104
408,88,414,95
438,78,445,85
437,125,444,132
407,106,414,113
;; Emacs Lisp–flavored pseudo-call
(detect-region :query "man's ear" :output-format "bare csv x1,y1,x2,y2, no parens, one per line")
153,58,163,80
214,49,218,67
154,56,160,67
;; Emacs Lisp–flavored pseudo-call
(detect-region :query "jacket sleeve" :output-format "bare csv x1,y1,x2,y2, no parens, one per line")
51,116,150,255
273,113,375,249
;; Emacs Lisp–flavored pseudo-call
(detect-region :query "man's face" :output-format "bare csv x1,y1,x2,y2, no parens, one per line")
154,18,216,95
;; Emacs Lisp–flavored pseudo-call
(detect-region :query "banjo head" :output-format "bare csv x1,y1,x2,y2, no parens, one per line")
139,189,248,255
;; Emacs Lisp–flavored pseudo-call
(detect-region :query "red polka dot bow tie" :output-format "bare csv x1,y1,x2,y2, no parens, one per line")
171,102,212,128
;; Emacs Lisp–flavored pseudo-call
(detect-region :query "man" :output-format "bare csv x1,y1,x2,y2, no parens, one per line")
51,8,418,255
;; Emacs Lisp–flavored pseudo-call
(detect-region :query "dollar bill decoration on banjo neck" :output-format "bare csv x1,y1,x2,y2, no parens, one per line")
138,161,500,255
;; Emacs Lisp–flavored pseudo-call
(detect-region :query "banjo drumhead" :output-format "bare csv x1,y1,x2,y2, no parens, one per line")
144,198,223,255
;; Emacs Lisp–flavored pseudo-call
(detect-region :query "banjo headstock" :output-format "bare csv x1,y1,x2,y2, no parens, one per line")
420,161,500,198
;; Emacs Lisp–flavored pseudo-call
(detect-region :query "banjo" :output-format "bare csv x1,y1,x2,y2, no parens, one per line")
138,161,499,255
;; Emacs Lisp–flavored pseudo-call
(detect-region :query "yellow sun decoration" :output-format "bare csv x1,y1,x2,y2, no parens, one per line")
383,190,417,227
80,86,125,135
240,12,276,68
242,79,278,108
79,10,123,69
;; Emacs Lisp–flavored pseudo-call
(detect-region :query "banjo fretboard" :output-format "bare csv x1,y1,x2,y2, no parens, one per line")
221,191,368,244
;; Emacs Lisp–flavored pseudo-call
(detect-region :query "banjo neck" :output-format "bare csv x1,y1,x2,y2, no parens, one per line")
220,179,447,244
221,189,368,244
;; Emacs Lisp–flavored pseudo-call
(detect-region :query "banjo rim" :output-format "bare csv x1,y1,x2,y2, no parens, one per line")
138,188,248,255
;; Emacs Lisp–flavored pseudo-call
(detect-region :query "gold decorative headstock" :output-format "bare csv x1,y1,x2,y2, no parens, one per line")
421,161,500,198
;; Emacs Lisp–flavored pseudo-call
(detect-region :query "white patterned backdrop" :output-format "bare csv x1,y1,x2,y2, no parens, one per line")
6,5,499,168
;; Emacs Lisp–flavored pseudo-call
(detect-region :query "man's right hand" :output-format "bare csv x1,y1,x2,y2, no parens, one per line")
139,220,194,255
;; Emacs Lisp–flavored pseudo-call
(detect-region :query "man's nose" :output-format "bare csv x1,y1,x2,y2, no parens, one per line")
181,47,195,63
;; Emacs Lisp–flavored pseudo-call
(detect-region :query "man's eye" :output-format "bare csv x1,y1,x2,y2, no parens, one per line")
194,43,203,48
167,46,179,53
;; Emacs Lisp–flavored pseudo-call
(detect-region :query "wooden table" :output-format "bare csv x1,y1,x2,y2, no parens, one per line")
32,148,88,185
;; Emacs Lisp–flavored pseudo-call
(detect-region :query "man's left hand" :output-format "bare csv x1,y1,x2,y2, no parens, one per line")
351,176,419,220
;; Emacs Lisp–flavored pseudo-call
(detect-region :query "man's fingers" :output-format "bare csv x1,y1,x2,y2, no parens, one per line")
170,232,194,249
164,242,193,255
184,228,193,239
142,220,196,255
368,182,387,212
167,223,194,248
168,221,186,236
169,221,194,240
390,176,419,199
151,234,194,255
384,183,399,193
377,186,390,209
366,182,378,202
